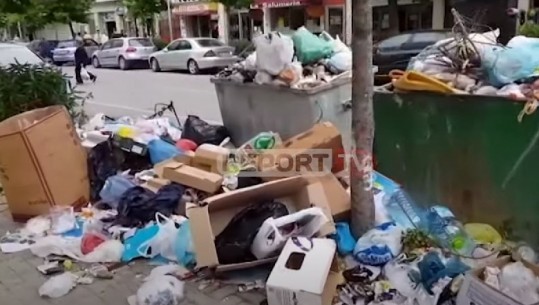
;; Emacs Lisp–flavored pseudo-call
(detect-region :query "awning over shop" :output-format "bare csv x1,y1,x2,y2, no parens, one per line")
252,0,318,9
172,2,218,16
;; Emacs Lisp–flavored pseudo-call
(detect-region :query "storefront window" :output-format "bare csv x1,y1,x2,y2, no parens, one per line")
229,13,240,40
327,7,344,39
270,6,322,34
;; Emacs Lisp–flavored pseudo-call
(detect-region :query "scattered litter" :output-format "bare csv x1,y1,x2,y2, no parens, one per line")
38,272,78,298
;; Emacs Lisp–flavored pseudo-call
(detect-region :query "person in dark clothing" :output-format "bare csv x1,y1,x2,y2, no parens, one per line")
74,40,96,84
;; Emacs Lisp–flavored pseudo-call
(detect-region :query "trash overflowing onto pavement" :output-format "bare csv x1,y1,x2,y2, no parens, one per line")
0,98,538,305
215,27,360,89
383,9,539,113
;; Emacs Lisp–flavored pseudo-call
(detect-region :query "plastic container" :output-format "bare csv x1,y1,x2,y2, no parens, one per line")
425,205,475,256
385,189,426,230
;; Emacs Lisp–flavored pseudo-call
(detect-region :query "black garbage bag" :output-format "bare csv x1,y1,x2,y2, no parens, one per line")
181,115,230,146
87,139,122,202
114,183,186,227
214,200,289,264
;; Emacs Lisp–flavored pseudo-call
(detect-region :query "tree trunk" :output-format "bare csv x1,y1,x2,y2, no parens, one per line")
68,21,75,39
388,0,399,35
134,18,139,37
350,0,375,238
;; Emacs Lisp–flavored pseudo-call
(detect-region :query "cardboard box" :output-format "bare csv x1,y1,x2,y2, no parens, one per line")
163,161,223,193
154,151,195,177
186,176,336,272
192,144,229,174
258,122,345,178
0,106,89,221
266,237,340,305
456,256,539,305
141,178,171,193
307,173,350,220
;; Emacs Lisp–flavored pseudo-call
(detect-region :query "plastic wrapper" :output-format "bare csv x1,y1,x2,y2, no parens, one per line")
292,26,334,64
251,207,328,259
50,207,76,235
99,175,136,207
148,139,181,165
332,222,356,256
253,32,294,76
144,213,182,261
353,222,403,266
136,275,184,305
327,51,352,73
38,272,78,298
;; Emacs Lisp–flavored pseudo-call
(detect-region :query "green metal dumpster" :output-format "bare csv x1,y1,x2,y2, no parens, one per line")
373,91,539,246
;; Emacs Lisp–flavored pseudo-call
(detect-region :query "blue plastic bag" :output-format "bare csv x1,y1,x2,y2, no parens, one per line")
99,175,136,208
482,36,539,87
148,139,181,165
332,222,356,255
175,221,195,267
327,51,352,73
353,222,403,266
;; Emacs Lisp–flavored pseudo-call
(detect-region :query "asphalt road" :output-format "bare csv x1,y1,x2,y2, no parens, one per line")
63,67,222,124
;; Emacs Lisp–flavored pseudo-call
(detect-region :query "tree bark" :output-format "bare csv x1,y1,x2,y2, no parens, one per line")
68,21,75,39
350,0,375,238
388,0,399,35
134,18,139,37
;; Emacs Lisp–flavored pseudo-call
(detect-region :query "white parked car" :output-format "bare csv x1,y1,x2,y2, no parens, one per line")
149,37,240,74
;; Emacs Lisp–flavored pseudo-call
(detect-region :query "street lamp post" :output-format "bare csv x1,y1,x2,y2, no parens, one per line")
167,0,174,41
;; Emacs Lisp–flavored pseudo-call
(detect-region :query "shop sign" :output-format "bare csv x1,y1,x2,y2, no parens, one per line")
253,0,308,8
172,2,218,15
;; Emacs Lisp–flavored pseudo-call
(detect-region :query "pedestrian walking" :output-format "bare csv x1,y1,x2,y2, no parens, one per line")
74,40,97,85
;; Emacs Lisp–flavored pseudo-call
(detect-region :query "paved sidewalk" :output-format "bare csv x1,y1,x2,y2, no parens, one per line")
0,206,265,305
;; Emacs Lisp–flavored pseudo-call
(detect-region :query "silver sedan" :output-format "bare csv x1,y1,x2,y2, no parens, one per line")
92,37,156,70
149,37,240,74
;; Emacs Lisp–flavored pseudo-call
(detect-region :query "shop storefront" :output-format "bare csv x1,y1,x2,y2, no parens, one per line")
229,9,255,41
172,1,220,38
324,0,345,39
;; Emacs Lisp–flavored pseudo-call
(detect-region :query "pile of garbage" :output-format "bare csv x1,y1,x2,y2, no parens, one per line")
386,9,539,109
1,103,539,305
216,27,355,89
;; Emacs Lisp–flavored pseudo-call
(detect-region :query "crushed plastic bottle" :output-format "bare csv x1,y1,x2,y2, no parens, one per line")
426,205,476,256
223,153,241,190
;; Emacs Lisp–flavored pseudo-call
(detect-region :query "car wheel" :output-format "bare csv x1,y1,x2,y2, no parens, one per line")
188,59,199,75
119,57,129,70
151,58,161,72
54,61,63,67
92,56,101,68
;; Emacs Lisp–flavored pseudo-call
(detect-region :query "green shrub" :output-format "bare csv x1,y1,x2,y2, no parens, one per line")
519,22,539,38
0,63,80,122
153,37,168,50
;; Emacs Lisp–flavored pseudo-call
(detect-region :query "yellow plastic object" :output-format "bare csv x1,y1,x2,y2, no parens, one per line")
392,71,456,94
464,223,503,245
117,126,135,139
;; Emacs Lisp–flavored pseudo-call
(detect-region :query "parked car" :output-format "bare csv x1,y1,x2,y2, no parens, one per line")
373,30,452,75
92,37,156,70
0,42,45,66
52,38,100,66
149,37,240,74
0,42,72,91
28,39,59,61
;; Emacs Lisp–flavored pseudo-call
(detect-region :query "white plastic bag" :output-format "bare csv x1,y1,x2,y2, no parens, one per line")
142,213,181,261
136,275,185,305
251,207,328,259
39,272,78,298
327,51,352,73
50,207,76,235
500,262,539,304
353,222,403,266
254,32,294,76
243,52,257,71
81,67,91,80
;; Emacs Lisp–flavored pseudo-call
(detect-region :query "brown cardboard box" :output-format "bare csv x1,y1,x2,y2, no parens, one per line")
306,173,350,220
192,144,229,174
186,176,336,272
154,151,195,177
456,256,539,305
141,178,171,193
258,122,345,178
0,106,89,221
163,161,223,193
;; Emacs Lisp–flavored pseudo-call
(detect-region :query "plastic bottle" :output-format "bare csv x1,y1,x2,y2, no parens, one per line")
384,189,426,230
426,205,475,256
223,153,241,190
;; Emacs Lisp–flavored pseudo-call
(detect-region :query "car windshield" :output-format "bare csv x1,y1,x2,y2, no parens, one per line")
57,40,76,48
195,39,224,47
129,38,153,47
0,45,44,66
